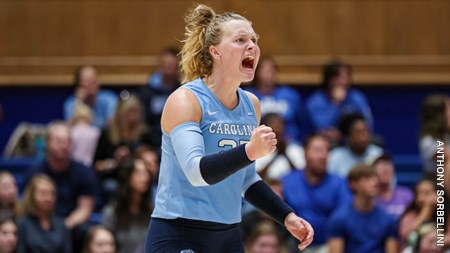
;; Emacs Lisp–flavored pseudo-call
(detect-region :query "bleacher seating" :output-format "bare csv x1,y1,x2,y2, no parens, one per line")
0,158,40,193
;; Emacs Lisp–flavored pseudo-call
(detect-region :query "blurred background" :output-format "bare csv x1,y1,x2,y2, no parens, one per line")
0,1,449,252
1,0,449,158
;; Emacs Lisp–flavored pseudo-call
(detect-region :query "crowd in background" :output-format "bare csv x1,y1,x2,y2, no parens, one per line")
0,48,449,253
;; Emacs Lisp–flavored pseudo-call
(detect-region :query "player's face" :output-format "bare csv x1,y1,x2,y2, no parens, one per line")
213,20,260,83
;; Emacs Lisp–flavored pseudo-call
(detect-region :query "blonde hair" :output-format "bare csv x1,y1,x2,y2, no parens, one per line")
70,101,93,125
180,4,250,83
23,174,56,216
109,95,146,145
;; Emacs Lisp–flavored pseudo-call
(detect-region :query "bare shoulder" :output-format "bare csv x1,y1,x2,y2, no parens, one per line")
244,90,259,104
244,90,261,124
161,88,202,134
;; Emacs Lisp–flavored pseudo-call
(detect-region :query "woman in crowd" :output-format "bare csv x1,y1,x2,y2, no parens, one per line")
17,174,71,253
93,95,158,203
399,174,450,251
0,171,20,221
419,94,450,197
0,217,17,253
245,221,289,253
82,226,116,253
102,159,152,253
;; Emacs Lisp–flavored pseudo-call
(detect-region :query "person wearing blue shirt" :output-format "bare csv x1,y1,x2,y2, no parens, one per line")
328,164,398,253
282,134,350,253
145,4,314,253
64,66,118,128
139,48,181,148
245,57,310,143
306,61,373,145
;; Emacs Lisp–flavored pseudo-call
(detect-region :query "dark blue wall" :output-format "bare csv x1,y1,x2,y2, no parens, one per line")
0,84,448,188
1,84,449,156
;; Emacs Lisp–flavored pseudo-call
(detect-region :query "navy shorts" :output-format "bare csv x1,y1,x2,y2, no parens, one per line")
145,218,244,253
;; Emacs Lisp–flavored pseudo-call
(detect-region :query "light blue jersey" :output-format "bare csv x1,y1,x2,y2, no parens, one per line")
152,78,261,224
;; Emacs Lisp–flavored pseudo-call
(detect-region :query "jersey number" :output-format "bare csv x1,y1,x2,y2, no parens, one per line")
218,139,249,148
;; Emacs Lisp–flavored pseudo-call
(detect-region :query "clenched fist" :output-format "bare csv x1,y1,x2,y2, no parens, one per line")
245,125,277,161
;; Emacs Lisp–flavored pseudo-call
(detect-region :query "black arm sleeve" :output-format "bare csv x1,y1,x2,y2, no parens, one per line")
200,144,253,185
244,180,294,225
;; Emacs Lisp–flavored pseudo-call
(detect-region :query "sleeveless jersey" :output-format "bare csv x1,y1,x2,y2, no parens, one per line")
152,77,260,224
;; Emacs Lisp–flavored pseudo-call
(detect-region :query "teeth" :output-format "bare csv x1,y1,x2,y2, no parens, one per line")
244,56,254,60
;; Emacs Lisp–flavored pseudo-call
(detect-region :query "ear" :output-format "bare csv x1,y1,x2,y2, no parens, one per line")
209,45,221,60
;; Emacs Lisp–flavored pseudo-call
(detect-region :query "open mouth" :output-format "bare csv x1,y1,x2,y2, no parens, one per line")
242,56,254,70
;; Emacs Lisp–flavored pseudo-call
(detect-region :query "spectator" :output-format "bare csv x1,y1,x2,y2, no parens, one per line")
240,179,291,244
306,60,373,145
0,217,17,253
69,101,100,167
139,47,181,148
82,226,116,253
328,113,383,178
134,145,160,204
398,174,450,251
17,174,72,253
93,95,157,202
402,222,446,253
373,153,414,220
64,65,118,128
328,164,398,253
0,171,21,221
101,159,152,253
255,113,305,180
26,121,97,252
245,56,310,143
245,221,289,253
134,145,159,185
282,134,350,253
419,94,450,178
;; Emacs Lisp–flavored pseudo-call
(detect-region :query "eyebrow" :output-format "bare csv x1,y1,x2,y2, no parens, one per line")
234,32,260,39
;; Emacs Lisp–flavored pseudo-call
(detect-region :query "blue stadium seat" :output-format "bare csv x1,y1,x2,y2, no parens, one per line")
393,154,423,189
0,158,40,193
